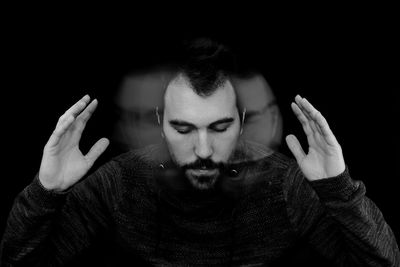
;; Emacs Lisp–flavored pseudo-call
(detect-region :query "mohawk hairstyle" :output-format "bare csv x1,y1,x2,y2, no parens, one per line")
178,38,237,96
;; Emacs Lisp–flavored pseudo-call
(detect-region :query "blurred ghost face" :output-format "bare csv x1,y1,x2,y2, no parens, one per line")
163,74,241,191
232,74,282,150
113,71,172,150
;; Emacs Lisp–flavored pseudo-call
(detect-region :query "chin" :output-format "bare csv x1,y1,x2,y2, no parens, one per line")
185,171,219,191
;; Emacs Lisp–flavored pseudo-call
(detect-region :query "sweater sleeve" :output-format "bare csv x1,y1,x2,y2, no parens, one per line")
284,164,400,266
0,160,121,267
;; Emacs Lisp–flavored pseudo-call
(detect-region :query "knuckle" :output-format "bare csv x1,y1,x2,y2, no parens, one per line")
81,112,90,121
76,116,88,126
58,114,66,122
52,129,60,136
62,113,72,122
75,123,85,133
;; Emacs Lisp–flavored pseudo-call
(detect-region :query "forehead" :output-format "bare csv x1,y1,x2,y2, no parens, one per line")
164,74,237,123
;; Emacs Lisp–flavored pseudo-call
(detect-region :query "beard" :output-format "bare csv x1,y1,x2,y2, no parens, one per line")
181,158,226,191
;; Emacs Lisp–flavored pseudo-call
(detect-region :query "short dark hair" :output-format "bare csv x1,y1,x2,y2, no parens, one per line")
177,38,237,96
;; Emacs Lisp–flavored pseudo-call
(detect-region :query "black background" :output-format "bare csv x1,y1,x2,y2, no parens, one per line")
1,6,399,264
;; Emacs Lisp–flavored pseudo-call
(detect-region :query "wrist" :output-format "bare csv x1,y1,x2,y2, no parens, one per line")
25,174,68,209
38,175,66,192
309,167,360,202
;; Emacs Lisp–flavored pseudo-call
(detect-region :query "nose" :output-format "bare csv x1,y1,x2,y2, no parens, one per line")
194,130,213,159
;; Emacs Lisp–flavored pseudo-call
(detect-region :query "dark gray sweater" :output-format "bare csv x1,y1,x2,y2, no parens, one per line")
1,143,399,266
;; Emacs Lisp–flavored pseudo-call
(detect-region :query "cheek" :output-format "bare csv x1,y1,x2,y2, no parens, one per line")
163,126,195,163
212,125,240,160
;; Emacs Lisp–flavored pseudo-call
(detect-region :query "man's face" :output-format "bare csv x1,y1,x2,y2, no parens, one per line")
163,74,241,191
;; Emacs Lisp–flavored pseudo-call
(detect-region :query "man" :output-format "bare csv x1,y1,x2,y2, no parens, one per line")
1,39,399,266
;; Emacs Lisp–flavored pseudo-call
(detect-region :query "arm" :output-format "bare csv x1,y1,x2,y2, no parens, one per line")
285,163,400,266
0,163,119,266
285,95,400,266
0,95,111,266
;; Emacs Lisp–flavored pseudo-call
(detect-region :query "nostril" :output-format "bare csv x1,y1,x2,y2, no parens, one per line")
194,131,214,158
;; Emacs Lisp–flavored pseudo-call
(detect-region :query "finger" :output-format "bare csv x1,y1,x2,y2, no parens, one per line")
285,134,306,163
56,95,91,128
301,98,338,146
291,102,312,136
85,138,110,167
300,97,319,118
297,96,322,124
47,115,75,147
66,94,91,117
294,95,321,134
73,99,98,139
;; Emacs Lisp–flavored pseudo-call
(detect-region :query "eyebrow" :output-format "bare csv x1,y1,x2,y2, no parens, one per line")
169,117,234,128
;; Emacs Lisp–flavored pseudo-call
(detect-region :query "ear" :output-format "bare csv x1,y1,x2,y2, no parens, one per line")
156,107,165,138
270,105,278,137
156,106,162,125
240,108,246,135
269,104,283,146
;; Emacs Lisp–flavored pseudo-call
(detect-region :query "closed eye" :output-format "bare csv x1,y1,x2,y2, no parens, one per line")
174,126,194,134
169,120,196,134
209,122,231,132
169,117,234,134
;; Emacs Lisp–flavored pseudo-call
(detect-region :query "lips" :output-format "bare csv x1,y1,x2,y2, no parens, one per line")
188,168,219,176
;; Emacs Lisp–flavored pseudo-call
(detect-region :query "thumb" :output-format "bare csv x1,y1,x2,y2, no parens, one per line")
85,138,110,167
285,134,306,164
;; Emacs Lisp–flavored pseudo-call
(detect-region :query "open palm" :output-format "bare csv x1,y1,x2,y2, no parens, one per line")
286,95,345,181
39,95,109,191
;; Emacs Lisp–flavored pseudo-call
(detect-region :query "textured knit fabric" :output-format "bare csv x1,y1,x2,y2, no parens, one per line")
1,142,399,266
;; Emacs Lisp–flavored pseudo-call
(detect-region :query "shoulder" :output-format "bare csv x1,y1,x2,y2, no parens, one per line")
237,139,297,172
230,141,299,196
106,143,170,192
111,143,167,170
265,151,296,171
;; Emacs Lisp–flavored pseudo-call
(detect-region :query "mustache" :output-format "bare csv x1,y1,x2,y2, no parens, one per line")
182,158,226,170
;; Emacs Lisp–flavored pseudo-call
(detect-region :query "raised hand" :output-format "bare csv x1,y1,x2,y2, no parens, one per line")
39,95,110,191
285,95,345,181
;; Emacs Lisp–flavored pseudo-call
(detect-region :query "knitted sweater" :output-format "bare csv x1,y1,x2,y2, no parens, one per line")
1,143,399,266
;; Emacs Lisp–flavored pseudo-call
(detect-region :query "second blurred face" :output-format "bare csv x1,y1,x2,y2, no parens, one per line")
232,74,283,150
112,71,172,150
